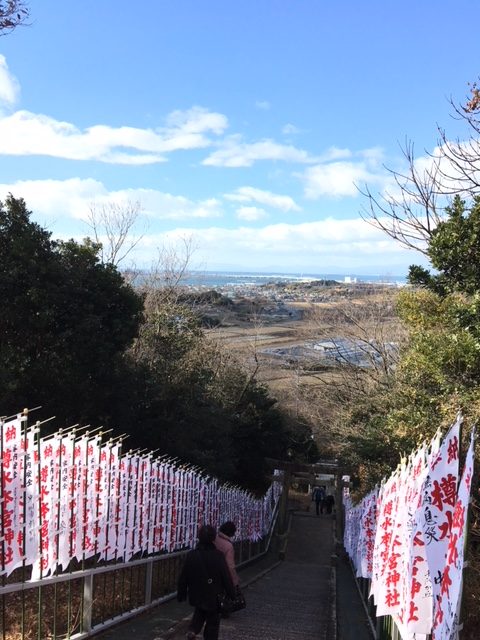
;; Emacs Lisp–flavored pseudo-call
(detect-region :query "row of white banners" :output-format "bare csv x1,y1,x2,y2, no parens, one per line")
0,414,282,580
344,414,475,640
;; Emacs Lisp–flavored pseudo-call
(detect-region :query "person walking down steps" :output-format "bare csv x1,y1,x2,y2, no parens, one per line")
214,521,240,589
214,521,243,618
312,485,326,516
177,524,235,640
324,491,335,514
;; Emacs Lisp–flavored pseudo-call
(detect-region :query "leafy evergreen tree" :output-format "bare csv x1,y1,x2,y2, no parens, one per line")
0,195,144,425
409,195,480,295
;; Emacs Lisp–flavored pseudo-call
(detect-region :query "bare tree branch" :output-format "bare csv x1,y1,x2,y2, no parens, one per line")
309,293,403,375
86,200,145,267
359,140,445,255
0,0,29,35
361,84,480,255
141,236,197,304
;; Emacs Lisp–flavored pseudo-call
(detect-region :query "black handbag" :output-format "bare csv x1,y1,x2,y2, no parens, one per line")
217,588,247,614
198,550,246,614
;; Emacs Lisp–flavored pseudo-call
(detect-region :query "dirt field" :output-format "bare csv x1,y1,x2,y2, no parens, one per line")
205,285,402,399
209,319,306,394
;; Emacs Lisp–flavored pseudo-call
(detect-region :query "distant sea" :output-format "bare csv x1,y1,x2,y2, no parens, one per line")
173,270,407,289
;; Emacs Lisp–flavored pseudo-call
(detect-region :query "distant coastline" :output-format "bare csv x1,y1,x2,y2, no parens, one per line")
129,269,407,290
164,270,407,289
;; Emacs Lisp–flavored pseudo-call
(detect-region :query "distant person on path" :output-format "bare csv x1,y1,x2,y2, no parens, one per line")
312,485,326,515
214,521,240,589
177,524,235,640
325,492,335,514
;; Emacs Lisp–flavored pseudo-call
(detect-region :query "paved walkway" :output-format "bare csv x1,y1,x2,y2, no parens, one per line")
211,511,335,640
95,510,373,640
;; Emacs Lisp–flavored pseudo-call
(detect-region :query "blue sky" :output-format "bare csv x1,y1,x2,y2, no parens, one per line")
0,1,479,276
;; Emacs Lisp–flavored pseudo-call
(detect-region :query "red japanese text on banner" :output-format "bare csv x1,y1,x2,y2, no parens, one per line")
420,417,460,607
1,417,25,576
432,430,475,640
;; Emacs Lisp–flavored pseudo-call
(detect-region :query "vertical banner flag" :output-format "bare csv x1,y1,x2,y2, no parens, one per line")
404,434,441,636
73,435,88,562
344,416,476,640
0,408,284,580
432,429,475,640
57,432,75,571
420,417,460,607
24,426,40,570
1,416,26,577
32,434,60,579
84,435,101,560
370,468,400,611
356,488,378,579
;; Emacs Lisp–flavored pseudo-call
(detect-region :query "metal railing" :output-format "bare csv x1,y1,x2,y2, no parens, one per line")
0,506,278,640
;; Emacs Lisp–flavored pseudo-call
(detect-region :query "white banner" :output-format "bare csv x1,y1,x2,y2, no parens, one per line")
24,427,40,571
1,417,25,576
83,435,101,560
345,417,475,640
57,433,75,571
432,430,475,640
420,417,461,606
0,410,284,576
73,435,88,562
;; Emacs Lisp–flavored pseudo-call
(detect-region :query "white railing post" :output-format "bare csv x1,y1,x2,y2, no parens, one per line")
145,559,153,605
82,574,94,632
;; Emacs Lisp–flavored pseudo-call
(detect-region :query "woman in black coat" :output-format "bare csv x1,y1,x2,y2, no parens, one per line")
177,524,235,640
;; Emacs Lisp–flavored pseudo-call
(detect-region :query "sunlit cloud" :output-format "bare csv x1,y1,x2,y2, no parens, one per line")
303,162,377,198
0,55,19,108
129,190,222,220
224,186,300,211
138,217,427,272
317,146,353,162
0,106,228,164
0,178,223,222
203,135,313,167
0,174,425,272
236,206,268,221
0,177,107,220
255,100,271,111
302,148,388,198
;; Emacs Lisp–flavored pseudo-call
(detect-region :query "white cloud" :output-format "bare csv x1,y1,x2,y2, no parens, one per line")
358,146,385,163
236,206,267,221
6,177,421,272
282,123,300,135
203,135,313,167
224,186,300,212
164,107,227,135
317,147,354,162
0,179,223,222
302,148,388,198
303,162,374,198
255,100,271,111
120,190,222,220
138,216,426,273
0,177,107,220
0,106,228,164
0,55,20,108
